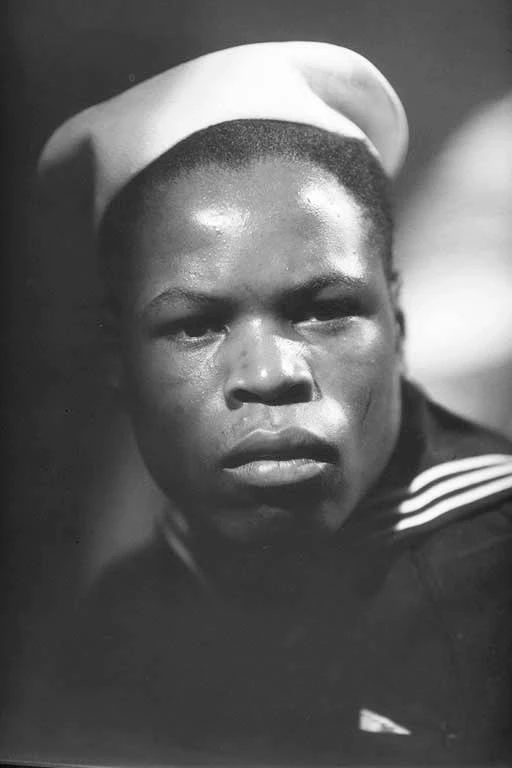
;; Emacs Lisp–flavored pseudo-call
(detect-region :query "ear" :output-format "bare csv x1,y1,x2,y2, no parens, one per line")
389,270,406,355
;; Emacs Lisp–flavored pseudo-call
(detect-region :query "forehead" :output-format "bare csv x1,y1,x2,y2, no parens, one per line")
138,155,363,228
124,156,378,306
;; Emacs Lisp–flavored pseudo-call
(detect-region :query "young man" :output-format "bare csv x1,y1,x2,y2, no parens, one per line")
33,42,512,765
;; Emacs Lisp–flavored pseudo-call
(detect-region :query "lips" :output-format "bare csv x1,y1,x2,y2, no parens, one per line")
221,427,337,488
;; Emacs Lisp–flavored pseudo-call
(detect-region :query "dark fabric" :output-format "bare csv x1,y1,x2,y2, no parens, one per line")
16,382,512,765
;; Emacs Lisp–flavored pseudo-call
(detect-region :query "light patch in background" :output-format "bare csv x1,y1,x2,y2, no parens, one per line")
403,264,512,373
396,93,512,434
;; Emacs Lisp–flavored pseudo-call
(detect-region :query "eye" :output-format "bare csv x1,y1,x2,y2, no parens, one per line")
177,317,226,339
292,298,362,326
153,315,228,343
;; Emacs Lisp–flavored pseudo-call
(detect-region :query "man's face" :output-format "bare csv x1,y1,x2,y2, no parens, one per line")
116,156,403,543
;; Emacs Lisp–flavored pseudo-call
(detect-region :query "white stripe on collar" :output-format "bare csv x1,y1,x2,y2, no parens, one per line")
394,454,512,533
409,453,512,493
400,460,512,514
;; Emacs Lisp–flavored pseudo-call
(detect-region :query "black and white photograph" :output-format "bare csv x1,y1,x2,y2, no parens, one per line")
2,1,512,765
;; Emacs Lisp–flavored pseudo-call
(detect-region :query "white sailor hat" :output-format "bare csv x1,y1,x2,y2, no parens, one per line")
38,41,408,231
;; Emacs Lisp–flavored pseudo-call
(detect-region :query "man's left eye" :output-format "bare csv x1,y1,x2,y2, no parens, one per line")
293,300,359,324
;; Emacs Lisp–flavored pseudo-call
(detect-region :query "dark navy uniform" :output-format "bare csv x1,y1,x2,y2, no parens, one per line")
33,382,512,765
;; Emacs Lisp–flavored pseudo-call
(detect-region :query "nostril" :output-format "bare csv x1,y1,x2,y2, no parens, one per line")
231,387,262,404
231,378,312,406
283,380,312,404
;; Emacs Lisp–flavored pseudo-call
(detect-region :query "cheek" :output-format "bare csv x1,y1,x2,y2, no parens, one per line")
316,324,401,492
123,339,223,456
339,324,402,457
314,319,400,398
313,321,401,453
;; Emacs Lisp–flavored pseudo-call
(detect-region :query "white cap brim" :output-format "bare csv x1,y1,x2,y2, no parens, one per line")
38,41,409,229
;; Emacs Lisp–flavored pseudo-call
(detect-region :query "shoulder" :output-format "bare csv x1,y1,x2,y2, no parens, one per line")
78,535,196,628
389,383,512,541
410,497,512,755
56,536,197,676
414,496,512,605
408,411,512,605
389,385,512,603
54,536,201,699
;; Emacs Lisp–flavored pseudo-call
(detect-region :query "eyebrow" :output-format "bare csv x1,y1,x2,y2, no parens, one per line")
286,273,367,297
140,287,229,320
140,272,367,319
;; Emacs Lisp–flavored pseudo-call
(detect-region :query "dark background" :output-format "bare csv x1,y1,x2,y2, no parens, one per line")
2,0,511,752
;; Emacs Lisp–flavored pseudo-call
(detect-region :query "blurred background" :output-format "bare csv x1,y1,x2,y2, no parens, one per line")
2,0,512,748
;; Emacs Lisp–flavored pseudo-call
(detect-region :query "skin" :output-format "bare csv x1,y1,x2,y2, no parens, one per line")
112,157,403,547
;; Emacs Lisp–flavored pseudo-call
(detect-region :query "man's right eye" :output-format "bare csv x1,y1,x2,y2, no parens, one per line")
178,318,226,339
154,316,227,342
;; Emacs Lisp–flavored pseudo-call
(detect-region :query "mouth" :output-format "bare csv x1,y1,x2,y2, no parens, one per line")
221,427,337,489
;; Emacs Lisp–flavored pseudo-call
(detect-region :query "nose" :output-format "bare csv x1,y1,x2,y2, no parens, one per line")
223,320,315,407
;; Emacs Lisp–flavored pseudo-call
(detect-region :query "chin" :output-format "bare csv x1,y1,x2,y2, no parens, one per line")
209,504,295,543
208,493,347,546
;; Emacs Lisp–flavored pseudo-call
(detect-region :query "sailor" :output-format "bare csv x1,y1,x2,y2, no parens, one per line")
34,42,512,765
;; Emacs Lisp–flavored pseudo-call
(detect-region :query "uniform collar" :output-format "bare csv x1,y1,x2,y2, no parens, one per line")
353,379,512,539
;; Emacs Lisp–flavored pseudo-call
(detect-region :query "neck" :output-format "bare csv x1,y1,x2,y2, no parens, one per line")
161,509,344,603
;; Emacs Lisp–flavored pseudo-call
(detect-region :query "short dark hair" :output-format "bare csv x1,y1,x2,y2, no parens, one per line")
99,119,395,312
